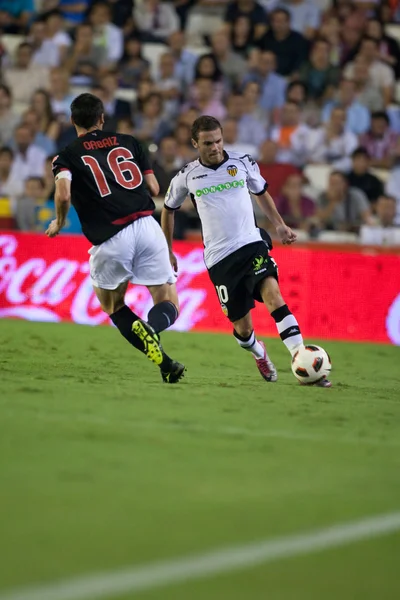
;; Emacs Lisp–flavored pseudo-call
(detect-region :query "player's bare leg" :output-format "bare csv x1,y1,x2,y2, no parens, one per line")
259,277,331,387
93,283,185,382
232,311,277,382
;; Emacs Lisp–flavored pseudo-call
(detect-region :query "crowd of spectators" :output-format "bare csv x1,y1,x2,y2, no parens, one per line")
0,0,399,243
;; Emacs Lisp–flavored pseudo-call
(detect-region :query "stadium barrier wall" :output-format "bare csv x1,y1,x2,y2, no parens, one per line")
1,231,400,345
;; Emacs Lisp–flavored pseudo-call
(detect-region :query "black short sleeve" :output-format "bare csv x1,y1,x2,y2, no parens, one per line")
52,150,71,178
133,139,152,174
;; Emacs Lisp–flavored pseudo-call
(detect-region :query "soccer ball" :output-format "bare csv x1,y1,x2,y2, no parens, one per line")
291,345,331,384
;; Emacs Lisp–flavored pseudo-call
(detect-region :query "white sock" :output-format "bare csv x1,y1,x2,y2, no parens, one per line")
234,330,265,359
273,309,303,357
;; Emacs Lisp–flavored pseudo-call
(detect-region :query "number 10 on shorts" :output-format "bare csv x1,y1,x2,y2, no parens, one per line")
216,285,229,304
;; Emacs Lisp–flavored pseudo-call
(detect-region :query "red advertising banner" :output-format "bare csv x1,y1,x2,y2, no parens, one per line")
1,232,400,345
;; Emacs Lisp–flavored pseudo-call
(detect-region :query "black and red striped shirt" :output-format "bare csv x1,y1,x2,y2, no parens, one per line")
52,131,155,245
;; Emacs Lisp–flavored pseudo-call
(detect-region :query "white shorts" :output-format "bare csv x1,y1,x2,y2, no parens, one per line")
88,216,175,290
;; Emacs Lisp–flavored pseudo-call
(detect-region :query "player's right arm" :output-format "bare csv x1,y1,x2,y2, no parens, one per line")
161,168,189,272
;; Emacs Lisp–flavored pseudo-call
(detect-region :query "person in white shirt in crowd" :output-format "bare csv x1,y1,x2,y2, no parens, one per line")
0,85,20,147
11,123,47,181
344,36,395,107
134,0,179,43
21,107,57,157
155,52,181,119
270,101,310,166
360,195,400,246
351,55,385,112
222,117,259,158
0,148,24,209
88,0,124,64
48,67,75,124
210,29,248,88
3,42,50,104
168,31,197,91
184,78,227,121
241,50,287,114
281,0,321,39
43,9,71,65
306,106,358,171
322,78,370,136
29,18,60,67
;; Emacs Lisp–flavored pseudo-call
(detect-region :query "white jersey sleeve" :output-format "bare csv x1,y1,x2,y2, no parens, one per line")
240,154,268,196
164,167,189,210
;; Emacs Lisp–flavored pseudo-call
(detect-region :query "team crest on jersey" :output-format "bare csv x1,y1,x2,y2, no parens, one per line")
227,165,238,177
221,303,229,316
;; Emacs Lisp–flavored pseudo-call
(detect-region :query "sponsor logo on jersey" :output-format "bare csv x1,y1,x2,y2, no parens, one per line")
252,255,269,275
227,165,238,177
195,179,245,197
192,174,208,180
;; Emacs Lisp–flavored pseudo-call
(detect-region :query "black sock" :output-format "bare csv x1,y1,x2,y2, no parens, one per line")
147,301,178,333
109,305,145,353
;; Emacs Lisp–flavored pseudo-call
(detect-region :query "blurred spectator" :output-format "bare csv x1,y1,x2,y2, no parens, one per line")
344,36,395,107
280,0,321,39
43,10,71,65
258,7,309,76
58,0,91,26
299,38,340,103
0,147,23,205
168,31,197,89
223,117,259,157
224,0,268,49
43,155,55,201
319,15,341,66
29,18,60,67
285,80,320,127
11,124,47,180
210,30,247,87
242,50,287,112
322,78,370,135
226,92,267,147
134,0,180,43
386,161,400,225
186,78,227,121
360,195,400,245
270,101,310,166
99,71,132,120
257,139,300,198
387,105,400,135
88,1,124,65
0,85,20,147
174,121,198,163
360,111,397,169
340,22,362,67
317,171,372,232
30,89,61,144
352,55,384,112
347,147,384,205
151,136,183,195
306,106,358,171
0,0,34,33
3,42,50,104
118,37,150,89
109,0,135,29
15,176,46,231
275,172,316,229
64,23,108,85
133,92,171,146
116,117,134,135
155,52,181,118
230,15,254,57
49,67,74,123
193,53,227,100
20,108,55,156
365,17,400,79
242,80,267,124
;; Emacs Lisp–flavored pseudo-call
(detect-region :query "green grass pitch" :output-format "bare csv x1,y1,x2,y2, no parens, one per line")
0,319,400,599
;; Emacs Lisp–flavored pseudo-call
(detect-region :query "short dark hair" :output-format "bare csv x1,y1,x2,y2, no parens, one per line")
352,147,370,159
371,110,389,123
286,80,308,97
0,84,11,98
191,115,222,142
361,35,379,46
330,170,349,183
378,194,396,203
0,146,13,159
271,7,291,20
70,93,104,129
26,176,45,187
18,42,33,52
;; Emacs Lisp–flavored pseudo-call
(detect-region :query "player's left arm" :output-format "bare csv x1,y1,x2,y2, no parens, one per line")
46,177,71,238
243,155,297,245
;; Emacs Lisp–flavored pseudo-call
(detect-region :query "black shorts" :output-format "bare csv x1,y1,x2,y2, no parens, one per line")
208,241,279,322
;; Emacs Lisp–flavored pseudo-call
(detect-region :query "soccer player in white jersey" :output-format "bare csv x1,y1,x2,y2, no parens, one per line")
162,116,331,387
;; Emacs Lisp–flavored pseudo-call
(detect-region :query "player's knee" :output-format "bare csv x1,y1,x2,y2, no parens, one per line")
234,323,253,338
100,297,124,315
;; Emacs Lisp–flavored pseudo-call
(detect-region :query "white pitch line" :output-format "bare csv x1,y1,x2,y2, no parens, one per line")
1,512,400,600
